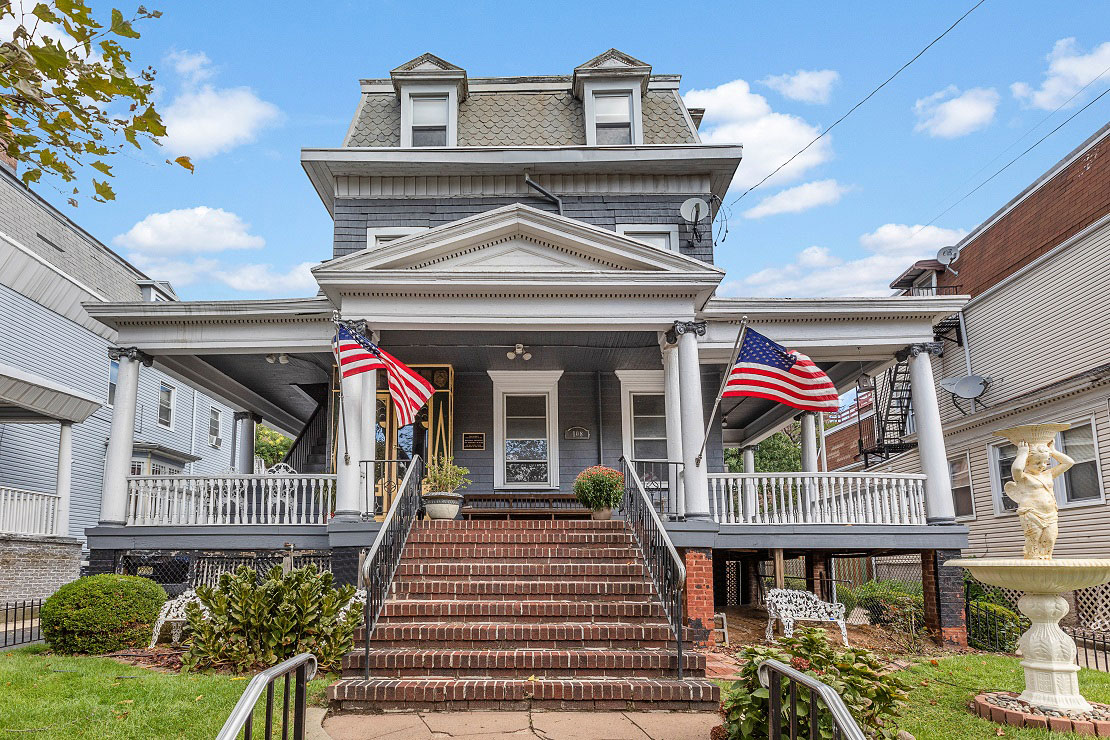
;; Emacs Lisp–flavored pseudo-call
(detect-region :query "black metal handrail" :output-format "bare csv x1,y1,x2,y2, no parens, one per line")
619,456,686,679
629,459,684,519
215,653,317,740
361,455,424,679
758,659,867,740
359,458,415,518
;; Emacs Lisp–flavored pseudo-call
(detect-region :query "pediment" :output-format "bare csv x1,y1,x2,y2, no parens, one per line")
409,236,628,272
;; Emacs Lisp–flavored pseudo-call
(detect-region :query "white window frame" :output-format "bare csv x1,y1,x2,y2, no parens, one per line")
615,370,666,460
157,381,176,430
107,358,119,407
366,226,429,249
616,224,680,253
988,415,1105,515
583,80,643,146
208,407,223,448
948,451,975,521
488,370,562,490
400,85,458,147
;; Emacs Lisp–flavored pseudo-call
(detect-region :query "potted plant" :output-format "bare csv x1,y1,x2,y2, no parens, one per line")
573,465,624,520
422,456,471,520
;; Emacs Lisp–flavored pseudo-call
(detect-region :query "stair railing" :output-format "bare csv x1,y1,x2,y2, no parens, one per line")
361,455,424,679
215,652,316,740
281,402,327,473
758,658,867,740
619,456,686,679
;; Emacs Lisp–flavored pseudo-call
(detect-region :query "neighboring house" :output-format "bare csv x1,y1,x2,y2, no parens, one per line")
0,162,243,600
825,123,1110,568
73,50,974,706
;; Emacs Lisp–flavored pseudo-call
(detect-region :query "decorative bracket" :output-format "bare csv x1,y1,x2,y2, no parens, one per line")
107,346,153,367
665,320,707,345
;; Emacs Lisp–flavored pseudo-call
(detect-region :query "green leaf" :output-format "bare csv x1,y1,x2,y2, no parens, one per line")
110,8,140,38
32,4,61,23
92,178,114,201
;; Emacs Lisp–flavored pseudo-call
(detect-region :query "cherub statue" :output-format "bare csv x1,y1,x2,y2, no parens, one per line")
1005,439,1074,560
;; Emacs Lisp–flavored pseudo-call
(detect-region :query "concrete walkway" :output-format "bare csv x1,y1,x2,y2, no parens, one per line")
322,710,719,739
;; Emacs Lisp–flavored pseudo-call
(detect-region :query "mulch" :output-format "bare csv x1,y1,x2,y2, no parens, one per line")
105,647,186,673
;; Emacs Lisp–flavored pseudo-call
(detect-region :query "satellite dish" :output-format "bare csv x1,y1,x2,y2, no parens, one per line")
951,375,990,400
936,246,960,265
680,197,710,224
938,377,961,393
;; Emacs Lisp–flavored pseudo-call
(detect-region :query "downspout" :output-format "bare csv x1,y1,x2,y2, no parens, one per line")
524,172,563,216
596,371,604,465
957,310,976,413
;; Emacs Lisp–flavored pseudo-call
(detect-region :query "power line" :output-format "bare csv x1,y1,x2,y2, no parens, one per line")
912,85,1110,234
726,0,987,209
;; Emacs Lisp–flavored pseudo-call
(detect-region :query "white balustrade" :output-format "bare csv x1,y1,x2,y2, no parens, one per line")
706,472,927,526
0,486,60,535
125,475,337,526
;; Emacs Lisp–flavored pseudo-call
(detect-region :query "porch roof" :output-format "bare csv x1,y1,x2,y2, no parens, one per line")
0,360,102,423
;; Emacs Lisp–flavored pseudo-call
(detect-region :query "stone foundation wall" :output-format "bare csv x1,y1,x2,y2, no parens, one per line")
0,534,82,600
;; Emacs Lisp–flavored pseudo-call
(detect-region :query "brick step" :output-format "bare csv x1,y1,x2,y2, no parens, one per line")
359,622,678,649
401,545,640,561
391,580,655,600
342,648,704,678
377,599,666,624
411,520,627,531
406,531,635,545
328,676,720,711
394,562,647,580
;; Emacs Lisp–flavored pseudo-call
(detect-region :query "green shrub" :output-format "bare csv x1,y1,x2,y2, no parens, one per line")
573,465,624,511
182,565,361,673
836,585,858,616
41,574,166,654
718,627,910,739
967,600,1026,653
423,456,470,493
853,580,924,629
963,571,1012,608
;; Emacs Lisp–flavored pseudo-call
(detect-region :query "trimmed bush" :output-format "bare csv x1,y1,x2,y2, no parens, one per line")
182,564,361,673
41,574,167,654
573,465,624,511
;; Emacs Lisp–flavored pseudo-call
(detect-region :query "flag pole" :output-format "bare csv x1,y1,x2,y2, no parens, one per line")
695,316,748,466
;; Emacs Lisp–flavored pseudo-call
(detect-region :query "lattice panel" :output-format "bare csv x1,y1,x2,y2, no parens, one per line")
1076,583,1110,631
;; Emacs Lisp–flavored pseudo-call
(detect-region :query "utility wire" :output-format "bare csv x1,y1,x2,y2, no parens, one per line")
726,0,987,209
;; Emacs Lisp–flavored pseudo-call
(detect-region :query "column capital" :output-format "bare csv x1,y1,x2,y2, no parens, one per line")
896,342,943,361
234,411,263,423
665,320,707,344
108,346,153,367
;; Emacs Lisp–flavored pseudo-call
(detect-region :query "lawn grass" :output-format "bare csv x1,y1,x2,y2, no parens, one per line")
897,654,1110,740
0,645,335,739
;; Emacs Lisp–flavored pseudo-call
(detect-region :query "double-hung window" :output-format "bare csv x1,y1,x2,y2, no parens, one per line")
631,394,667,461
616,224,679,252
948,453,974,519
991,418,1104,512
209,408,222,448
504,395,550,484
158,382,175,429
108,359,119,406
592,92,633,145
410,95,448,147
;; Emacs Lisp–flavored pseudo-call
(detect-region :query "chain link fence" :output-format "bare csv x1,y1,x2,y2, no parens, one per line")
117,550,333,596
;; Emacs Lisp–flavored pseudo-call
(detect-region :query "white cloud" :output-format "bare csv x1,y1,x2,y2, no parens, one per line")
684,79,832,189
161,85,281,158
743,179,851,219
126,255,220,287
1012,38,1110,110
166,49,213,85
760,69,840,104
215,262,319,295
114,206,265,254
913,86,999,138
723,223,967,298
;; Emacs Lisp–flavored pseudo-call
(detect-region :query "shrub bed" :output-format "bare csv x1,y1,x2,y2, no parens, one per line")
41,574,167,654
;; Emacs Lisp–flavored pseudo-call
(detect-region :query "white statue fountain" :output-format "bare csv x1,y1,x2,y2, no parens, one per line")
949,423,1110,713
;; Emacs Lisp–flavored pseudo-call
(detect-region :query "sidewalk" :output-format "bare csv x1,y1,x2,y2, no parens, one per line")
320,709,719,739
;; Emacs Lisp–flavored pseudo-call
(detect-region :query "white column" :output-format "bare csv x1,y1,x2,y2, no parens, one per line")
235,412,259,473
742,446,756,522
360,368,378,514
335,371,364,520
100,348,145,526
661,342,684,517
55,422,72,537
800,412,819,472
906,344,956,524
673,321,710,520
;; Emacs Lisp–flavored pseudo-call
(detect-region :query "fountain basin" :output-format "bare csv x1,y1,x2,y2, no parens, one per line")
947,558,1110,594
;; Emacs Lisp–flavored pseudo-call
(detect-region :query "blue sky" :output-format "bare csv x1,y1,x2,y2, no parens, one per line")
30,1,1110,300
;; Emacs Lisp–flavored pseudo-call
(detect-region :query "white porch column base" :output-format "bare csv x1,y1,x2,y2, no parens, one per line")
661,340,684,517
55,421,72,537
100,347,148,526
670,321,710,520
335,371,364,520
904,343,956,524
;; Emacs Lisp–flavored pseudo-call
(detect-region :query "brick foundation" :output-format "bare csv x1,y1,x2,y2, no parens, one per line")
922,549,967,647
683,547,714,647
0,534,82,600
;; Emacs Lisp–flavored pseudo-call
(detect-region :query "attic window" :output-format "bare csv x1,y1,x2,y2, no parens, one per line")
593,92,632,145
410,95,448,146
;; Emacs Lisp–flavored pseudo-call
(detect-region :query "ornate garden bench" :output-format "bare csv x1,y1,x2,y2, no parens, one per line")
764,588,849,646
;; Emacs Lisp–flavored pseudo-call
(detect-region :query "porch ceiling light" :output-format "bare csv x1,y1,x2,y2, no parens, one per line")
265,353,290,365
506,344,531,361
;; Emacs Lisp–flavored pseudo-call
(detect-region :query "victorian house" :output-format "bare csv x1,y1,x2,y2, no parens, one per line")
80,51,971,708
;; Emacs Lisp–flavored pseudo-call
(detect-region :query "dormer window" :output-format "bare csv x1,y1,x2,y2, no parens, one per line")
593,92,633,145
410,95,449,147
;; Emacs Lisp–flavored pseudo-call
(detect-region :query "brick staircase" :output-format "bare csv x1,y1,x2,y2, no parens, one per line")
329,520,719,711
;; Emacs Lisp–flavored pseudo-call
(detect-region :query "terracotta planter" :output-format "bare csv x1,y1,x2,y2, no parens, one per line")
590,507,612,521
423,492,462,520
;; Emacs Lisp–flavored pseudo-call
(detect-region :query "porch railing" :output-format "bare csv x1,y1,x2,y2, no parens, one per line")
362,456,424,679
125,474,336,526
706,472,927,526
619,456,686,679
0,486,59,536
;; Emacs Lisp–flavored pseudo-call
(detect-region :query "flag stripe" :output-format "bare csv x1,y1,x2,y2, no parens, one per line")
722,328,840,413
332,324,434,427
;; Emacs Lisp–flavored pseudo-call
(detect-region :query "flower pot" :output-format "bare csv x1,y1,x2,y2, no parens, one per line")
590,507,612,521
422,492,462,520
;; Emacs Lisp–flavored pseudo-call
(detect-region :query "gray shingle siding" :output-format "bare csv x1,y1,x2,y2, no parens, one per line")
333,194,716,264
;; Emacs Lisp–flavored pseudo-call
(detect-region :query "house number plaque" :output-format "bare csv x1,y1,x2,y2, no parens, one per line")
564,426,590,440
462,433,485,451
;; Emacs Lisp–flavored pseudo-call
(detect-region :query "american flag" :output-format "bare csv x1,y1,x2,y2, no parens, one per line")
722,328,839,412
332,323,435,427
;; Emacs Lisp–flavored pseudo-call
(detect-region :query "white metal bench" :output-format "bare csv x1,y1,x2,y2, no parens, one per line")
765,588,849,646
